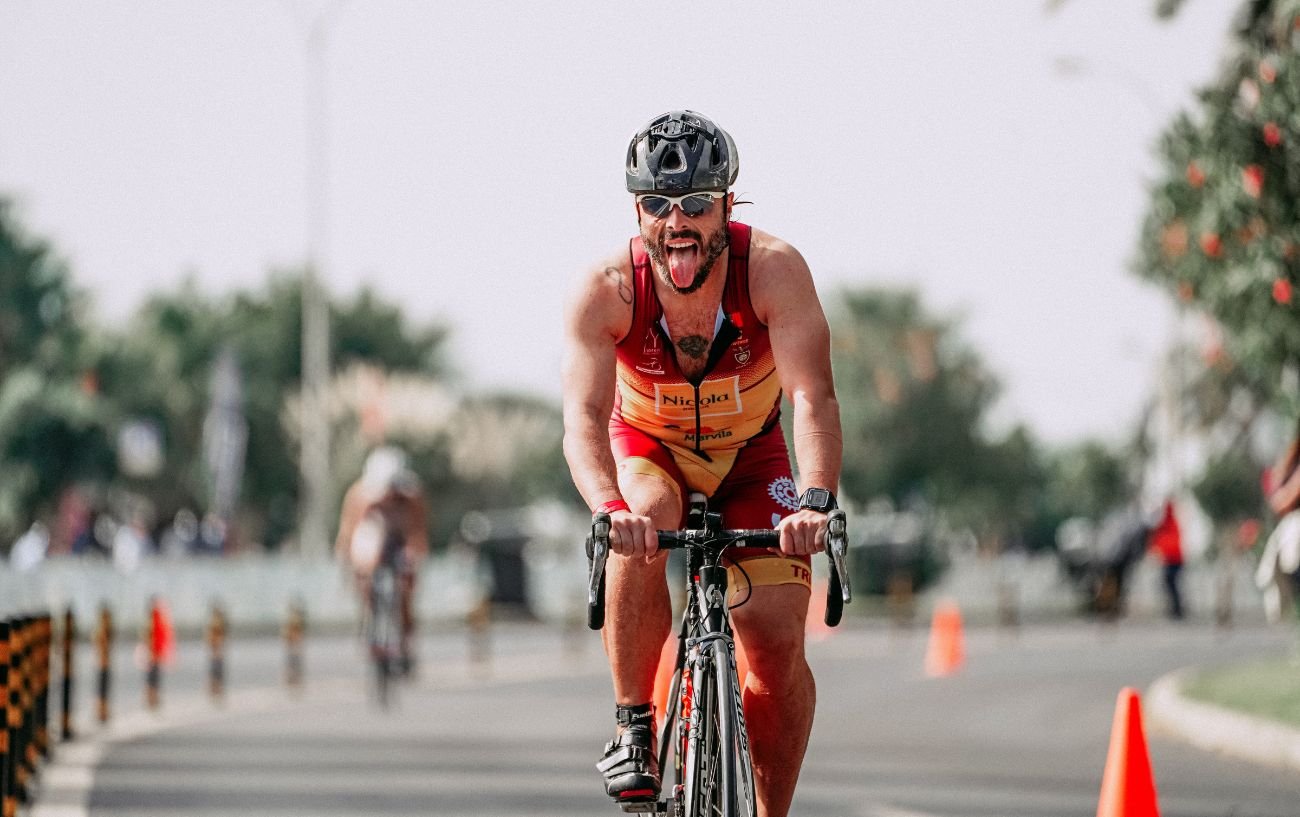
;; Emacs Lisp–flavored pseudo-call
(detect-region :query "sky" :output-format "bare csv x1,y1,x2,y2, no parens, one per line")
0,1,1240,445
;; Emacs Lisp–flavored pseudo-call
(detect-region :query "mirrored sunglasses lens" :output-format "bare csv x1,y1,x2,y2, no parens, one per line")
640,196,672,217
680,195,716,217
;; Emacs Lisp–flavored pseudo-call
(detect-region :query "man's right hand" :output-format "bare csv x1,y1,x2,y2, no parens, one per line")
607,510,659,561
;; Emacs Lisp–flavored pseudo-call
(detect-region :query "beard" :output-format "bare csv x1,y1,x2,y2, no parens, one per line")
643,221,730,295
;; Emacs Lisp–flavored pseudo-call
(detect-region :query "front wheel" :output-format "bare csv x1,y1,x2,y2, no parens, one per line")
368,568,400,708
681,641,756,817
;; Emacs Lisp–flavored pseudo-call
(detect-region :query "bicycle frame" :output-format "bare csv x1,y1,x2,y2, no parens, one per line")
587,494,850,816
367,533,406,707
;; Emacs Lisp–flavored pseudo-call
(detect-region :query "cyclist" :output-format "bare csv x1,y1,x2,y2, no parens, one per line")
562,110,842,817
335,446,429,674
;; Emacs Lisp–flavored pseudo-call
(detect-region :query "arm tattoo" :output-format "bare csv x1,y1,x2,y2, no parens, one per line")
603,266,632,304
676,335,709,359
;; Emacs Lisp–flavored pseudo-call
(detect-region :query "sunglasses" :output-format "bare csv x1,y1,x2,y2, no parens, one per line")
636,190,726,219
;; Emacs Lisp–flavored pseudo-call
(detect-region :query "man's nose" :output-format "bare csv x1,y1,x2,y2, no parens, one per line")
664,202,692,228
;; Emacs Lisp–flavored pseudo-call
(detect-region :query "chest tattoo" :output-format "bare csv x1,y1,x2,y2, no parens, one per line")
676,335,709,359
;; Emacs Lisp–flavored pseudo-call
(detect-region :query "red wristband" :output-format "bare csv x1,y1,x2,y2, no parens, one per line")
595,500,630,515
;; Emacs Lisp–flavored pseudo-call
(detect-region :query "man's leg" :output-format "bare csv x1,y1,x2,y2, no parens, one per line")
731,582,813,817
603,471,680,708
597,470,682,800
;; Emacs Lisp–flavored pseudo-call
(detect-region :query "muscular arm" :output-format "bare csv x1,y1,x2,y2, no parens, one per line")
561,257,634,512
750,232,842,553
335,484,363,563
405,495,429,561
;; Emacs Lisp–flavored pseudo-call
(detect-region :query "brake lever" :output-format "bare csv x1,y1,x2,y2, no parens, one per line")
827,509,851,604
588,512,610,607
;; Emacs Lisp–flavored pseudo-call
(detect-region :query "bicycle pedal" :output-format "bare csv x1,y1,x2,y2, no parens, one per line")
618,800,668,814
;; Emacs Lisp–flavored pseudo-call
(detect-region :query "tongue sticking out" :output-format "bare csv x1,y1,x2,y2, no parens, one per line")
667,245,699,289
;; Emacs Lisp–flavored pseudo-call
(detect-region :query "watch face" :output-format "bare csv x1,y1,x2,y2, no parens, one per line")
803,488,831,510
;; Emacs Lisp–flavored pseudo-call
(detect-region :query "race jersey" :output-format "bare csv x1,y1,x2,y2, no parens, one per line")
612,222,782,493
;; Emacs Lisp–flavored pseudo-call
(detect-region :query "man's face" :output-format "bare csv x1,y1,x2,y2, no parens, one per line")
636,191,732,295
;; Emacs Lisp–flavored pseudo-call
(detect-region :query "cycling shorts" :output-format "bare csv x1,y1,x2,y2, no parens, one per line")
608,418,811,592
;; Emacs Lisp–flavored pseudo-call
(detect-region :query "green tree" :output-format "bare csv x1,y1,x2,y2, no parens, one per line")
92,275,453,548
0,200,86,381
828,287,1044,546
0,201,111,543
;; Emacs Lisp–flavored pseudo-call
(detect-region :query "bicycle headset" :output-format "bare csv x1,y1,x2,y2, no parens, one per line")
625,110,739,193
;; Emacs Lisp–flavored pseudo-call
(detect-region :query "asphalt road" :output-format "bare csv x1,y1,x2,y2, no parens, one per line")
28,618,1300,817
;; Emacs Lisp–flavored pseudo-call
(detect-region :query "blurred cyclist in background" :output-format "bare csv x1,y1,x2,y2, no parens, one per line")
336,446,429,673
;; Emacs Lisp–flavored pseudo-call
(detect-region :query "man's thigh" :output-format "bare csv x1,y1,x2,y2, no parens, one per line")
611,421,688,530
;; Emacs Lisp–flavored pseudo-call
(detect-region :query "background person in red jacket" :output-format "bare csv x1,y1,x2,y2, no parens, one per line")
1149,500,1185,620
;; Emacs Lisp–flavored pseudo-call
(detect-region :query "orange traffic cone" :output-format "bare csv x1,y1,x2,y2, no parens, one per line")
652,635,678,720
1096,687,1160,817
923,599,965,677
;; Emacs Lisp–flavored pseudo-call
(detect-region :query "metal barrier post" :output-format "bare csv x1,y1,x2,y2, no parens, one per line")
206,604,226,703
284,600,305,691
60,609,74,742
145,602,161,711
94,606,112,724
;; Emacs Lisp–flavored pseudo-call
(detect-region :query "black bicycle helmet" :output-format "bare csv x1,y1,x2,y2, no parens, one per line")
625,110,739,193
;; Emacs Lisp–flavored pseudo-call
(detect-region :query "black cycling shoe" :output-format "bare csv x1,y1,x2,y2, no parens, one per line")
596,724,661,802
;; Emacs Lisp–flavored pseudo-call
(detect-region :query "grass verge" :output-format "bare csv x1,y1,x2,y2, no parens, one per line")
1182,657,1300,729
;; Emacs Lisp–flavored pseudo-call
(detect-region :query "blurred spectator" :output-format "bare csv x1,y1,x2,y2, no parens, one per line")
72,508,112,557
1257,422,1300,623
9,522,49,572
50,487,91,556
112,513,153,574
159,509,200,557
1267,421,1300,517
1093,504,1151,619
1148,500,1185,621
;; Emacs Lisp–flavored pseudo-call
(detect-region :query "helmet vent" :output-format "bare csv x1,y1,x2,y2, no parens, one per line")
662,146,685,171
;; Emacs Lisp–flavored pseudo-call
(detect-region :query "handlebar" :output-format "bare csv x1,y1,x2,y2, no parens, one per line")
585,509,851,631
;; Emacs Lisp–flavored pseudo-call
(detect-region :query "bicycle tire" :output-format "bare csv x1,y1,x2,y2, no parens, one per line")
681,640,756,817
369,568,400,708
714,640,756,817
682,653,718,815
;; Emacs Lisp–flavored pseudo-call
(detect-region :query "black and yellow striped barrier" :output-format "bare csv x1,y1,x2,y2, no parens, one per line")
94,605,113,724
1,614,52,817
60,608,75,741
207,604,227,702
1,619,10,817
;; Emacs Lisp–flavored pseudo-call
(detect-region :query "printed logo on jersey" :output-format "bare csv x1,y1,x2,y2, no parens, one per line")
768,476,800,512
685,425,734,444
653,377,743,420
733,336,751,366
636,329,665,375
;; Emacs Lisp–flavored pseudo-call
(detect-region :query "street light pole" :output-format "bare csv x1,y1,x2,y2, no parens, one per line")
285,0,348,557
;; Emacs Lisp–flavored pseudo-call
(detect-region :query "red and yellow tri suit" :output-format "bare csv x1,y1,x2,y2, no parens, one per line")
608,222,810,592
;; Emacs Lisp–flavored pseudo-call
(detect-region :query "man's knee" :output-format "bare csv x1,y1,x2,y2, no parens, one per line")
733,585,811,690
617,472,683,529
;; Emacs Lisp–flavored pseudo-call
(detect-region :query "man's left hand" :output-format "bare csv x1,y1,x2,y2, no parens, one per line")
777,509,827,557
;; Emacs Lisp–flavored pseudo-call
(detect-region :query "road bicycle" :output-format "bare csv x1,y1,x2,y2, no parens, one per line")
587,494,850,816
366,531,407,708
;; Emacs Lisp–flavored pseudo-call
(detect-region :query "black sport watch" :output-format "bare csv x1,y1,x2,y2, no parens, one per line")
798,487,837,513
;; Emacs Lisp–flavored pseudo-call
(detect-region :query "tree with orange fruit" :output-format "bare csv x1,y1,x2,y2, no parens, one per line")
1135,0,1300,414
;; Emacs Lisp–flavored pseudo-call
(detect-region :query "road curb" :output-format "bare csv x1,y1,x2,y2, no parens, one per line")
1146,667,1300,772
